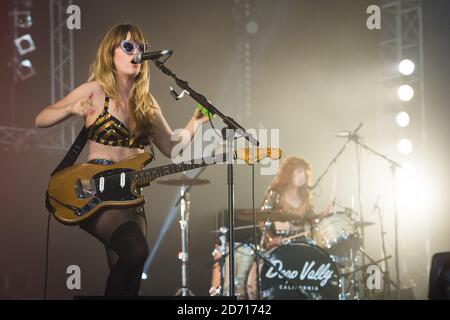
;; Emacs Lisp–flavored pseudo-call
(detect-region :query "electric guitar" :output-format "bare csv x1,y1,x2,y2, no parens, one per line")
47,148,281,225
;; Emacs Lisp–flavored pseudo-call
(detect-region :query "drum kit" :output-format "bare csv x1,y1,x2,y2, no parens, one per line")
209,207,379,300
156,171,388,300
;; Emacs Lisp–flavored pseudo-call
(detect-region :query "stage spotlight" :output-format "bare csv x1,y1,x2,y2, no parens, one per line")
14,34,35,55
429,252,450,300
397,84,414,102
16,59,36,81
141,272,148,280
396,111,410,128
398,59,415,75
13,10,33,28
397,138,413,155
246,21,259,34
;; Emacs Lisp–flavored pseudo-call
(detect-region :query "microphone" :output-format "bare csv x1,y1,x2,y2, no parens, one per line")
132,49,173,64
333,131,352,137
333,122,364,139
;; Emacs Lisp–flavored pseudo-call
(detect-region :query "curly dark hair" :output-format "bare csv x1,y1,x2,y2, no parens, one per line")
267,156,313,212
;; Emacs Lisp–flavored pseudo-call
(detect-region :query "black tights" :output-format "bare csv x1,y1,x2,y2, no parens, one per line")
80,207,149,297
104,221,149,296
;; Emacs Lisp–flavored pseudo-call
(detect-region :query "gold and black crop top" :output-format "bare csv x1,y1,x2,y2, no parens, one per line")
87,96,152,150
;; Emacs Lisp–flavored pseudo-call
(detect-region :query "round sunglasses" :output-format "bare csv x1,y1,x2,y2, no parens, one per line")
119,40,148,55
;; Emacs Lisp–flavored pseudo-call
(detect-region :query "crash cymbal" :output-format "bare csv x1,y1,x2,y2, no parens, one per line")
156,175,210,186
354,221,375,227
236,209,301,222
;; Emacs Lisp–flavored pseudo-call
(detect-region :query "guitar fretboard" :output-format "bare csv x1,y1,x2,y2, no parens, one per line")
129,153,229,186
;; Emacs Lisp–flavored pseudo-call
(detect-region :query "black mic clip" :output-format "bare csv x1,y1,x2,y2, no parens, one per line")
169,87,190,101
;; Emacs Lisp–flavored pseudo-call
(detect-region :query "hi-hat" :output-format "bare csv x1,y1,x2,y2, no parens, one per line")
236,209,301,222
156,175,210,186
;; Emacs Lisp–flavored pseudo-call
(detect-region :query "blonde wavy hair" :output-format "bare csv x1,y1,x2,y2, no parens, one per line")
88,24,155,135
268,156,313,212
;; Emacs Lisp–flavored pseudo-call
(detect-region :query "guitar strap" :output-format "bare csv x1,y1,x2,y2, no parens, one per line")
45,127,88,213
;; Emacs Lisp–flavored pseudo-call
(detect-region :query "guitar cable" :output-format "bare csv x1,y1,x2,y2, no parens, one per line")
251,164,262,300
43,210,51,299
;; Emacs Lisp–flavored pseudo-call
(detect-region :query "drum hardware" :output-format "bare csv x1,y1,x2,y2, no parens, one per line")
281,231,311,245
157,172,210,296
373,195,397,299
211,225,255,233
357,247,397,298
341,254,392,277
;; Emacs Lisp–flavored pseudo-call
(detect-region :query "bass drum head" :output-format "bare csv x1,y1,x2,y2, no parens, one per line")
248,242,341,300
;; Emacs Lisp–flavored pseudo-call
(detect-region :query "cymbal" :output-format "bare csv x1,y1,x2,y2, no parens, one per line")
354,221,375,227
236,209,301,222
156,175,210,186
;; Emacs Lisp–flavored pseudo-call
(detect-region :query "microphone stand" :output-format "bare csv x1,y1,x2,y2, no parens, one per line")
349,137,403,299
152,58,259,298
374,200,396,298
311,123,365,298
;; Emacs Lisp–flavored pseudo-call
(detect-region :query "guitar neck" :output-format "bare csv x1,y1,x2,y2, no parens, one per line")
130,153,229,186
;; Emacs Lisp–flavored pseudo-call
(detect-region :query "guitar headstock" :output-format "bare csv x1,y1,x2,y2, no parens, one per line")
235,147,282,165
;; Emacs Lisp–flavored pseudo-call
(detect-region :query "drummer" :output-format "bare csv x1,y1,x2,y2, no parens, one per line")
259,156,330,249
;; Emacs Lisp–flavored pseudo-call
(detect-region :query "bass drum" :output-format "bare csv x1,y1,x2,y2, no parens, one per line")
247,242,341,300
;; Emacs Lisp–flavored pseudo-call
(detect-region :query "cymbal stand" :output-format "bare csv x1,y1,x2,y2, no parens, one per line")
175,186,194,296
174,168,207,296
218,226,228,296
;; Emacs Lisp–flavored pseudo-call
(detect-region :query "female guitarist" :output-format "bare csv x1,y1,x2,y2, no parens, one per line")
35,24,209,296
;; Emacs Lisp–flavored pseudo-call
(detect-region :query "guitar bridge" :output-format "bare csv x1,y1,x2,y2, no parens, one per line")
75,179,96,199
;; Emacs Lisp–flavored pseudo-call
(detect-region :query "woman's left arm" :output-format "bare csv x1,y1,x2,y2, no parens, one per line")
151,94,209,158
